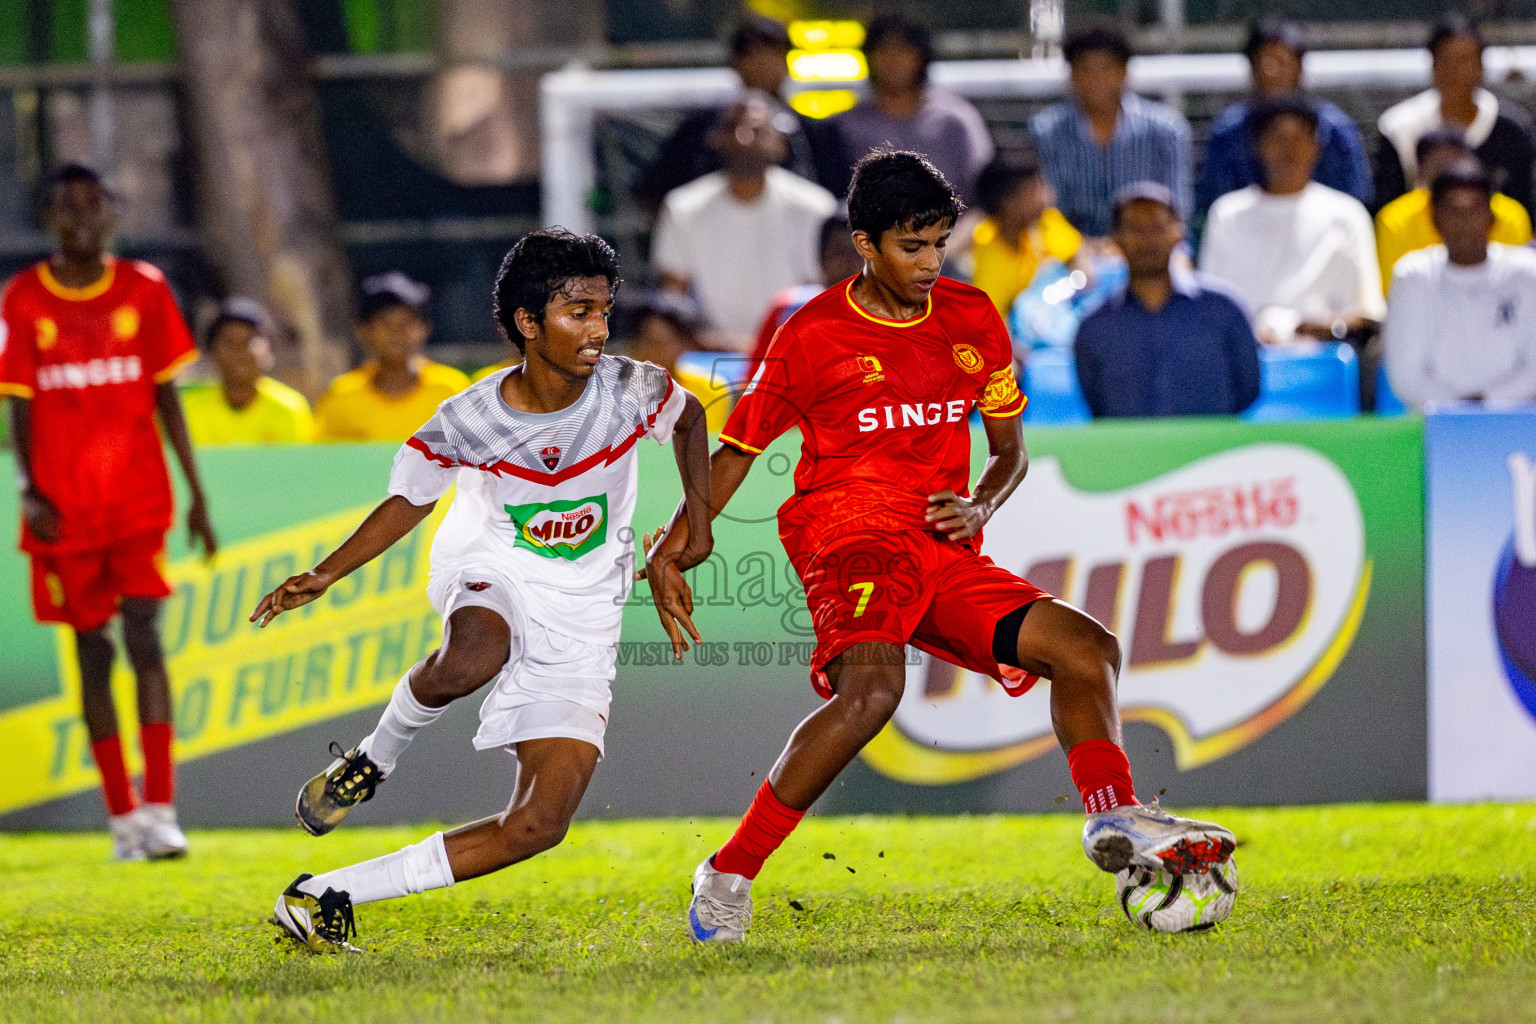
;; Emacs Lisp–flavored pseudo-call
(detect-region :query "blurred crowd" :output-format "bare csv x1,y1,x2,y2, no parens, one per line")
29,10,1536,448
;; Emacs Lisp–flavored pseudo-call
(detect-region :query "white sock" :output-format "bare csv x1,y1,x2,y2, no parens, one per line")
358,674,445,776
299,831,455,905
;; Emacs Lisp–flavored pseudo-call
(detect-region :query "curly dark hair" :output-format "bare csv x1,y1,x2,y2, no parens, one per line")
493,228,621,352
847,150,963,244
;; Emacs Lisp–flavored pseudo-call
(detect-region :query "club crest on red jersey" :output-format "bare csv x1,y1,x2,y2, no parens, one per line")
111,306,140,343
540,446,561,471
951,343,984,374
856,355,885,383
35,317,58,351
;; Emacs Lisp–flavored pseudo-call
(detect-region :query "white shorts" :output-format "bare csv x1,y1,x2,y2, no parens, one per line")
428,567,617,758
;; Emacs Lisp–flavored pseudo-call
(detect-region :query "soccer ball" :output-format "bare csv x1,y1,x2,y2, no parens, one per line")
1116,856,1239,933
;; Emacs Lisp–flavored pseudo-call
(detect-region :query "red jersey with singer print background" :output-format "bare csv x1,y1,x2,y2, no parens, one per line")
0,257,198,553
720,274,1027,554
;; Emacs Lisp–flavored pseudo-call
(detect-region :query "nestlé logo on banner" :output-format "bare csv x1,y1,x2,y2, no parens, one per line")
866,444,1371,784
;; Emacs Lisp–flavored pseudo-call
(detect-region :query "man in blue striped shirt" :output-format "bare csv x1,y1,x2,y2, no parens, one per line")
1030,25,1192,238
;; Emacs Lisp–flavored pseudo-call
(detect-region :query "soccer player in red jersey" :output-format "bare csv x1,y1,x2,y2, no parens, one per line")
646,151,1236,942
0,164,217,861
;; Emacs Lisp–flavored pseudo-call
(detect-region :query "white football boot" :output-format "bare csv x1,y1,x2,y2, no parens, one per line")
1083,798,1235,876
138,803,190,860
109,811,145,862
687,857,753,943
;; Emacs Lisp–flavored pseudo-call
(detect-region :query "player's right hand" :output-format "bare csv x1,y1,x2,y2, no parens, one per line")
250,570,333,627
633,525,668,582
21,487,61,543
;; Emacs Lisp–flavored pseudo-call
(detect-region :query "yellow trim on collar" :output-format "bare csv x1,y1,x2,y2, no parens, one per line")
843,279,932,328
37,258,116,302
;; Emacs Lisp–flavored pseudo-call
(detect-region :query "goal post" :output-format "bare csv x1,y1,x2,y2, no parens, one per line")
541,44,1536,234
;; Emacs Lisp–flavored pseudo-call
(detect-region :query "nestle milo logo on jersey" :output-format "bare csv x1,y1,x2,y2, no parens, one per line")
505,495,607,559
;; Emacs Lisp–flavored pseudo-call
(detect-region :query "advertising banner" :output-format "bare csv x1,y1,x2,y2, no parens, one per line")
1425,406,1536,801
0,417,1425,827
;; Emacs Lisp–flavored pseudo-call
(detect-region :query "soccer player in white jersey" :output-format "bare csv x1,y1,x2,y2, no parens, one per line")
251,229,713,953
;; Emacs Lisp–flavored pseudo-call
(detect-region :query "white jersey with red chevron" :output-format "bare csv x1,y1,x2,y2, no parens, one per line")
387,355,686,642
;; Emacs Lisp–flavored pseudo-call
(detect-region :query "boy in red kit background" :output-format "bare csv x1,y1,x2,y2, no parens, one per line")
0,164,217,861
646,150,1237,943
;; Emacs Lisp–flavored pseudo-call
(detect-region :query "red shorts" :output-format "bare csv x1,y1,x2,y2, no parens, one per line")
29,530,173,632
790,529,1052,699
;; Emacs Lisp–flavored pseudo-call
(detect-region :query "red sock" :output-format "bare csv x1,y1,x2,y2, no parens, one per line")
1068,738,1140,813
713,780,806,880
140,722,175,805
90,735,140,817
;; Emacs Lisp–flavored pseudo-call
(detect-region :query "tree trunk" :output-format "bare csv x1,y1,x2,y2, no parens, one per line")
169,0,354,396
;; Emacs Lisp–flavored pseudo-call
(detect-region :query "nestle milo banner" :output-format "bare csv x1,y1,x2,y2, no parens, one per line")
0,417,1424,828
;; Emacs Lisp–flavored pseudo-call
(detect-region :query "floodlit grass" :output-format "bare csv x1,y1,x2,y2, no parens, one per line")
2,805,1534,1023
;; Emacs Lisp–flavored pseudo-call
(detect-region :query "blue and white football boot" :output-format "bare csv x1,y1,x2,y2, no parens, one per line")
687,856,753,943
1083,798,1236,876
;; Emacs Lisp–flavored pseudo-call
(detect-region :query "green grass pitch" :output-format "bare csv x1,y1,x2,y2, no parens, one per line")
3,804,1534,1023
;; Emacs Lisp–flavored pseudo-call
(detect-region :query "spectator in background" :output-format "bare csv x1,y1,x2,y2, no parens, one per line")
314,272,470,441
1375,14,1535,215
618,289,747,434
1030,24,1191,237
832,15,994,202
652,94,837,351
1376,129,1532,291
960,151,1082,316
1200,97,1384,345
1385,159,1536,409
1196,18,1371,224
1075,183,1260,418
181,298,313,444
634,14,850,210
748,212,865,374
621,289,705,377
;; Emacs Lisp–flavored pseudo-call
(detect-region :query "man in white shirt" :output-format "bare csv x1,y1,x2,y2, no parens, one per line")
1385,159,1536,409
1200,97,1385,345
652,93,838,351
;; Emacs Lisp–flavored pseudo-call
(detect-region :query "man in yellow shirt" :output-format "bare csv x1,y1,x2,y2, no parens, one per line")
962,152,1083,315
315,272,470,440
181,297,314,444
1376,130,1532,291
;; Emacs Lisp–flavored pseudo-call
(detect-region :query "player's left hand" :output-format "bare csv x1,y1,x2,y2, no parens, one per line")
925,488,988,541
642,530,701,661
187,494,218,561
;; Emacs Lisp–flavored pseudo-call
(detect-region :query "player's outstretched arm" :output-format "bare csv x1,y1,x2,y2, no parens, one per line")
644,391,713,659
250,494,436,627
7,398,61,543
638,439,757,579
926,413,1029,541
666,390,714,569
155,381,218,559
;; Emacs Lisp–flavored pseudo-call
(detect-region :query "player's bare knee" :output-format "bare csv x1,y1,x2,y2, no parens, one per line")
418,648,501,703
1091,623,1122,677
500,809,569,858
1061,619,1120,683
119,602,165,665
835,670,904,728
